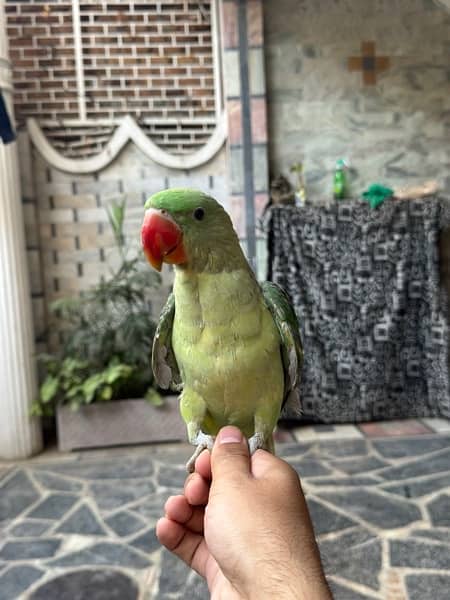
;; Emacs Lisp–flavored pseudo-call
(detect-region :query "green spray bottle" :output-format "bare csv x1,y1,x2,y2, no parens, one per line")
333,159,348,200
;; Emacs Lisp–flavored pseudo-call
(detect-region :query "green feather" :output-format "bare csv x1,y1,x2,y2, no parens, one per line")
152,293,182,392
261,281,303,415
145,188,217,213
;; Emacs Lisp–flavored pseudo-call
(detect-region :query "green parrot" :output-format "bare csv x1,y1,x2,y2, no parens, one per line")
141,189,302,472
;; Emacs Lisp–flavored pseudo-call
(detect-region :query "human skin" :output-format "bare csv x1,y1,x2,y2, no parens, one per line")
157,426,332,600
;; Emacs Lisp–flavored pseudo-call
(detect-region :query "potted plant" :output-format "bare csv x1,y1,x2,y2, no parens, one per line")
31,201,185,450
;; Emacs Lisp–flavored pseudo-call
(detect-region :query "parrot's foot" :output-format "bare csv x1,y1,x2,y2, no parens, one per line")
186,432,215,473
248,432,273,455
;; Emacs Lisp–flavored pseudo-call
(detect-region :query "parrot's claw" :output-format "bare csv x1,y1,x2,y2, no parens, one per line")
248,432,272,455
186,432,215,473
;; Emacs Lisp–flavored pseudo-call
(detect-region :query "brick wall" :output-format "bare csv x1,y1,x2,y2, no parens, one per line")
6,0,217,157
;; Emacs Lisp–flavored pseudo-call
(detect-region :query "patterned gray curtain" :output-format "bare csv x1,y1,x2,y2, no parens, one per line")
267,197,450,423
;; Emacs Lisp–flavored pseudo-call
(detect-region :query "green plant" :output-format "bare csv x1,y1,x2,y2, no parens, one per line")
32,200,163,415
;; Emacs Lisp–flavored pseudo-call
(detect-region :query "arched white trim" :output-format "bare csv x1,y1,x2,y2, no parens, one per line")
27,113,227,174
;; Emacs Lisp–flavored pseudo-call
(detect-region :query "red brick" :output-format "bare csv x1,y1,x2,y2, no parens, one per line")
135,25,159,33
164,67,187,75
9,36,33,47
251,97,267,143
176,55,200,65
247,0,264,46
35,16,61,24
221,1,238,49
149,55,173,64
188,24,211,33
14,60,35,68
151,78,175,87
139,89,162,97
227,99,242,145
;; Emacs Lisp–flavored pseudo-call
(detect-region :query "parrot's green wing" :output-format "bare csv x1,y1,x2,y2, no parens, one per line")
261,281,303,415
152,293,182,392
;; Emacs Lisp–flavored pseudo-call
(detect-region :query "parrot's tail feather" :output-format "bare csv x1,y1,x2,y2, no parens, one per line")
280,388,302,420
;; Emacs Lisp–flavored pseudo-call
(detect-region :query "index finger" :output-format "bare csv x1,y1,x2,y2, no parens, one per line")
194,448,212,481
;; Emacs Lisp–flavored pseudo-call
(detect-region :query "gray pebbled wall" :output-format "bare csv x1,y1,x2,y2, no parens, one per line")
264,0,450,199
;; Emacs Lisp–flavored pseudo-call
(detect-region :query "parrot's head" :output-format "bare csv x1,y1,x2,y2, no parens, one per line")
141,188,243,273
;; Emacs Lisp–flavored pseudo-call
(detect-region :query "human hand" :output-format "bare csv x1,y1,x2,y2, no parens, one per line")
156,426,332,600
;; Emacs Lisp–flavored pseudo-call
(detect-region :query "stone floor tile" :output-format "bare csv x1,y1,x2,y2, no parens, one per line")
306,498,356,535
277,442,313,458
27,493,79,520
0,539,61,560
0,565,44,600
34,456,154,480
128,492,168,521
46,542,151,569
318,489,421,529
329,456,388,475
405,574,450,600
309,475,381,488
90,480,155,512
421,418,450,434
427,494,450,527
329,579,378,600
378,448,450,481
105,511,147,538
359,419,432,437
381,472,450,499
411,529,450,544
29,569,139,600
33,471,84,492
183,573,209,599
129,528,161,554
319,528,382,590
0,471,40,521
157,465,187,488
390,539,450,569
372,435,450,458
56,504,108,536
158,549,194,596
317,439,369,458
9,520,50,538
289,457,333,478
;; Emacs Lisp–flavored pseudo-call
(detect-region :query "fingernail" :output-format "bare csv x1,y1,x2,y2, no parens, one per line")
217,426,243,445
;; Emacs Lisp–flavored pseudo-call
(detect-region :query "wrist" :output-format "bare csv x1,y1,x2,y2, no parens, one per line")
245,564,332,600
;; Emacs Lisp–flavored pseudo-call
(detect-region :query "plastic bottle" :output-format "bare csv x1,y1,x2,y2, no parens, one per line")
333,159,347,200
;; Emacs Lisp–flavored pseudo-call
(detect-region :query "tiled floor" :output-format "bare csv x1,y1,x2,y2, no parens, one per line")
0,419,449,599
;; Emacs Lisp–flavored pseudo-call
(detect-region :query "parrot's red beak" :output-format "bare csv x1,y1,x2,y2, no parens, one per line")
141,208,187,271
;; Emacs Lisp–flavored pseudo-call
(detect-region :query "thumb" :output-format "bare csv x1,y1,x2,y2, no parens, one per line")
211,426,250,482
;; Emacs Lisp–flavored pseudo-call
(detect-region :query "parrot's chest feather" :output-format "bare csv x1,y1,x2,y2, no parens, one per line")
172,269,280,381
173,269,261,346
172,268,284,427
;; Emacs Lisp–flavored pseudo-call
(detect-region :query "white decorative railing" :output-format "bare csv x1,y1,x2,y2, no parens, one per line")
28,112,227,174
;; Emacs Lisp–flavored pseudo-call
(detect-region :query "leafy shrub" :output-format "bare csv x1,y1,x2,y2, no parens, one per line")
31,200,163,415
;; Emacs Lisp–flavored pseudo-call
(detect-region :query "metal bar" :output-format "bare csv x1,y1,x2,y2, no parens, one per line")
237,0,256,271
72,0,87,121
211,0,223,119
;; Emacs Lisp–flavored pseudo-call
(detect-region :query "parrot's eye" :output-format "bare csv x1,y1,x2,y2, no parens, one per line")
193,207,205,221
